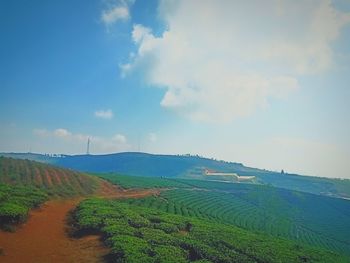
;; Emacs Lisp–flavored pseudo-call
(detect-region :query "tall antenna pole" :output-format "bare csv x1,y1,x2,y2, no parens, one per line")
86,137,90,155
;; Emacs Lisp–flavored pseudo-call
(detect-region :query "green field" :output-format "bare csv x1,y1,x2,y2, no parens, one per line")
72,198,348,263
98,174,350,256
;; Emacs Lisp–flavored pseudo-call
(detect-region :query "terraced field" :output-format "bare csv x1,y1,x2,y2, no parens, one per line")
0,157,99,197
122,186,350,256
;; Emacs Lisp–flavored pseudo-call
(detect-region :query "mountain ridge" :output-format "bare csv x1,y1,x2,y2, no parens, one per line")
1,152,349,199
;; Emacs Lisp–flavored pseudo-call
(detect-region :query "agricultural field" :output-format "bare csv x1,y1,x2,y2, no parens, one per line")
0,157,100,197
100,174,350,256
0,184,48,230
95,173,193,189
72,198,348,263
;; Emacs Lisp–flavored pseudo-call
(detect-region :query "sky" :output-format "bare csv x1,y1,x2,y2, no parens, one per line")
1,0,350,179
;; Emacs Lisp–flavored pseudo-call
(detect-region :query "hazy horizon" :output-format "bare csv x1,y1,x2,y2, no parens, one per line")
1,0,350,179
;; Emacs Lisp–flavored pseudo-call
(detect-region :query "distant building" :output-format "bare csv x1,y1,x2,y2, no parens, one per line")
204,168,255,181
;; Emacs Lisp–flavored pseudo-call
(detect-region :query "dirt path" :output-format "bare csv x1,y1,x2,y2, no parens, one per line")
0,181,159,263
0,199,107,263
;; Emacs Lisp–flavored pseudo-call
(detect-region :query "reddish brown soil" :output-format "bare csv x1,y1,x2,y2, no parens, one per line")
0,180,159,263
43,169,53,187
95,180,160,199
34,167,43,186
61,170,70,185
50,168,62,185
0,199,107,263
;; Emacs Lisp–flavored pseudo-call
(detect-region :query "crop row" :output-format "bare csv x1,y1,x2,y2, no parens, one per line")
73,198,348,263
0,157,98,197
125,189,350,256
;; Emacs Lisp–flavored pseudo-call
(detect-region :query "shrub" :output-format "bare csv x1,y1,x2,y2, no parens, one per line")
152,245,188,263
72,198,350,263
108,235,153,263
0,183,47,230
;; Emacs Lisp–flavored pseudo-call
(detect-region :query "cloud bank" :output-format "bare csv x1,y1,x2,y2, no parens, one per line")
123,0,350,122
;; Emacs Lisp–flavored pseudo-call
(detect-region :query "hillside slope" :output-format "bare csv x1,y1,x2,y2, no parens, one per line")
98,174,350,256
1,152,350,199
0,157,99,197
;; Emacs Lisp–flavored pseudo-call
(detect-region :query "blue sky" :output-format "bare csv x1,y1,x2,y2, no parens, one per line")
1,0,350,178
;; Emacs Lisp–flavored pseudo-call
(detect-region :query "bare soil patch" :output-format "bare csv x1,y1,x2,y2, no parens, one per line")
0,199,107,263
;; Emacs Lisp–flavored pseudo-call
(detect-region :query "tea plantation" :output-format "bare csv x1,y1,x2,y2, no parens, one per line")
72,198,348,263
99,174,350,256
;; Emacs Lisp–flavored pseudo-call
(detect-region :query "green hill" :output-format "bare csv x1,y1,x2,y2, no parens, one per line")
2,152,349,199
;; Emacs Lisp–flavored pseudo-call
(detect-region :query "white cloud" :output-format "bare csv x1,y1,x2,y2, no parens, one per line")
101,0,135,26
113,133,127,144
102,6,129,24
123,0,350,123
132,24,152,43
33,128,131,154
53,128,72,138
94,109,114,120
34,128,85,141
